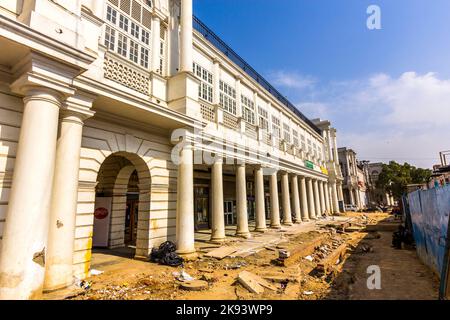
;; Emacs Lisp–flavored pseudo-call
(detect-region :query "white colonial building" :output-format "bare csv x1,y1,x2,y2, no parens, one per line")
0,0,344,299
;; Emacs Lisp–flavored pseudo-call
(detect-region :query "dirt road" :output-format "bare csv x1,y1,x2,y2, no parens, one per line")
57,213,439,300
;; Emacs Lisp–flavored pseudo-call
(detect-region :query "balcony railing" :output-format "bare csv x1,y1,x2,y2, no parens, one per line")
193,16,322,136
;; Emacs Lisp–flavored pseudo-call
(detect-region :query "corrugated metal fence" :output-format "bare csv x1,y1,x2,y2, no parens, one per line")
408,185,450,298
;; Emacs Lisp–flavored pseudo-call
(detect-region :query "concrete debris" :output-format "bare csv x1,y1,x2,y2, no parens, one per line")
90,269,104,276
304,255,314,262
237,271,278,294
173,270,195,282
204,246,238,259
303,291,314,295
179,280,209,291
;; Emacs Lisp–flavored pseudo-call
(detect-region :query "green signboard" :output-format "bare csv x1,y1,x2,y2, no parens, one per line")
305,160,314,170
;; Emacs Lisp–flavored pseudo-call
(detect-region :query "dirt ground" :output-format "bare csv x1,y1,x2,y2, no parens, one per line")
61,212,440,300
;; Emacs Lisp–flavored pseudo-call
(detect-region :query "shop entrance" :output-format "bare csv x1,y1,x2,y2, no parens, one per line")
194,185,210,230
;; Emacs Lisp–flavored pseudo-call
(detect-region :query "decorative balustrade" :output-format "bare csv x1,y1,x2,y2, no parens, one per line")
245,122,257,140
223,112,239,130
104,52,150,95
200,103,216,123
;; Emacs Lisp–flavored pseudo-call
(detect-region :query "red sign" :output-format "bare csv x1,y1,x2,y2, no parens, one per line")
94,207,109,220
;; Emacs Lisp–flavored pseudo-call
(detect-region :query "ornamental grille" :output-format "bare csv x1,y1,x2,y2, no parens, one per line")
223,112,238,130
104,53,150,95
245,123,257,140
200,103,216,123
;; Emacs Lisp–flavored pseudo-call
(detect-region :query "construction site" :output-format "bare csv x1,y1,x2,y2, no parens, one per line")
45,212,439,301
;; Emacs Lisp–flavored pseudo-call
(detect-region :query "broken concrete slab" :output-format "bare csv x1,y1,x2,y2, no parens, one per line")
278,234,328,267
179,280,209,291
204,246,238,259
316,243,347,275
237,271,265,294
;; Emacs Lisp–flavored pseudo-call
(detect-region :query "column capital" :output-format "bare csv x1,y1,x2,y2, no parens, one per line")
61,91,96,122
10,52,81,98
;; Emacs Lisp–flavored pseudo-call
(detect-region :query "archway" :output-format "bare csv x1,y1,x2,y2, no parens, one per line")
92,152,151,259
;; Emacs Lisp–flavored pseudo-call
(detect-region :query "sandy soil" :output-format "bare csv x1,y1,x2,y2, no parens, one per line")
63,212,440,300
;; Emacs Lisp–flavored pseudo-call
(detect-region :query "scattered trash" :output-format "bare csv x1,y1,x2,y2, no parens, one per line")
90,269,104,276
75,278,92,290
278,250,290,259
174,270,195,282
149,241,184,267
304,255,314,262
303,291,314,295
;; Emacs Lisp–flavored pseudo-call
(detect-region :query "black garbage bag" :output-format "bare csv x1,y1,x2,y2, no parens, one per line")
149,241,183,266
160,252,184,267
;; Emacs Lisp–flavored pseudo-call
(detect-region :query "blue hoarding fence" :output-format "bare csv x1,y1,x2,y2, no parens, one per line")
408,185,450,299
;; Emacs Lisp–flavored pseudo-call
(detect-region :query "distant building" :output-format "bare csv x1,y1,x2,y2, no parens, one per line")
367,162,395,206
429,165,450,189
338,147,368,210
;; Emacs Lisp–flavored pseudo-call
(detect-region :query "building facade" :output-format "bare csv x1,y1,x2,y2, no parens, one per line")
338,147,367,210
367,162,395,206
0,0,343,299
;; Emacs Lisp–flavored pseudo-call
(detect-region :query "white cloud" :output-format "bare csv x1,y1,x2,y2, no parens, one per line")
269,71,316,90
291,71,450,169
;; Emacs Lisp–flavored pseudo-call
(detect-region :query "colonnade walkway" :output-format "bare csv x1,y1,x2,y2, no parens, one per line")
194,216,350,258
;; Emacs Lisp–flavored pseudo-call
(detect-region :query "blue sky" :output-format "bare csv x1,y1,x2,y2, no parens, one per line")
194,0,450,168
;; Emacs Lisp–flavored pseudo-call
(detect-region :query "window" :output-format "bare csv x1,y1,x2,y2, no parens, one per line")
193,63,213,103
283,123,291,143
140,47,149,68
219,80,237,115
301,134,306,150
107,5,117,24
130,22,140,39
129,40,139,63
307,139,312,154
258,106,268,130
241,95,255,125
118,33,128,57
119,14,129,32
104,4,152,69
104,26,115,50
159,28,166,75
141,29,150,45
272,116,281,139
292,129,299,147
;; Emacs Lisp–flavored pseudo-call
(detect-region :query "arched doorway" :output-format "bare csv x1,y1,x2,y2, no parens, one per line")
92,152,151,258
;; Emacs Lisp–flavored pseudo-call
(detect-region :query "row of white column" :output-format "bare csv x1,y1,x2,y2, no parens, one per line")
175,154,341,255
0,88,94,299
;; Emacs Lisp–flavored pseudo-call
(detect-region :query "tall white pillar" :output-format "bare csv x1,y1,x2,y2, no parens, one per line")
306,178,316,220
328,184,334,213
270,172,281,228
180,0,193,72
0,88,61,300
44,109,92,292
313,179,322,218
355,189,362,209
236,164,251,238
254,167,267,232
319,181,326,216
281,172,293,225
151,15,161,72
176,145,196,255
349,187,355,206
299,176,309,221
210,159,225,242
291,175,301,223
324,182,331,215
331,182,340,213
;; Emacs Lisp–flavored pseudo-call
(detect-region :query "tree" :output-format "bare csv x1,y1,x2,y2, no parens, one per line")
376,161,432,199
